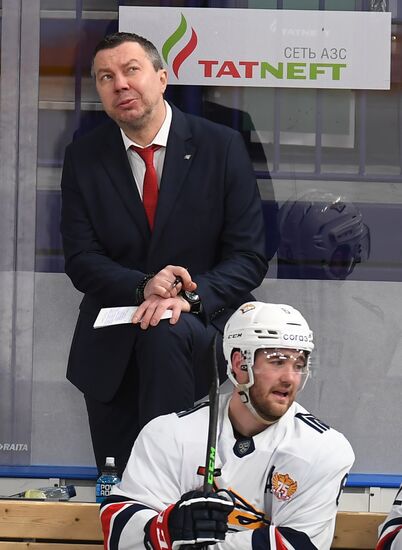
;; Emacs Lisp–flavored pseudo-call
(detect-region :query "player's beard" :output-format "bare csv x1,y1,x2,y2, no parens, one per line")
250,398,283,423
249,385,296,423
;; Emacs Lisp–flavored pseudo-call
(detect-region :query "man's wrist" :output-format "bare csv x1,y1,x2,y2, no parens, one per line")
180,290,202,314
135,273,155,305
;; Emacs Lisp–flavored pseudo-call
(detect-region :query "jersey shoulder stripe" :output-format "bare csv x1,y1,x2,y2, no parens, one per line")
176,400,209,418
295,412,330,434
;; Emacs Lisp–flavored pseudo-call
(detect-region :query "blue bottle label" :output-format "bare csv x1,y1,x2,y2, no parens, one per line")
96,475,120,503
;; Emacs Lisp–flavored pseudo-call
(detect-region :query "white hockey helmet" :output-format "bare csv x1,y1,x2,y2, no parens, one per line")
223,302,314,393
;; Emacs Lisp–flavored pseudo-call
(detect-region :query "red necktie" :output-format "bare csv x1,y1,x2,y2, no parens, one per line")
131,144,161,230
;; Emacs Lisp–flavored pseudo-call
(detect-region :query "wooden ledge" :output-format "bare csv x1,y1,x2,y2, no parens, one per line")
0,500,102,541
0,500,388,549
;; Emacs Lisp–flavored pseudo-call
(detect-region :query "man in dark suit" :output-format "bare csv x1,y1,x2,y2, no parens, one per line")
60,32,267,476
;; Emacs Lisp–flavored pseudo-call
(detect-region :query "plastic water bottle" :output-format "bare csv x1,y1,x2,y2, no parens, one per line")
96,456,120,503
10,485,76,500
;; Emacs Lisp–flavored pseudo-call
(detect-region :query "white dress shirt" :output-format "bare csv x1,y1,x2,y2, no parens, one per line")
120,100,172,199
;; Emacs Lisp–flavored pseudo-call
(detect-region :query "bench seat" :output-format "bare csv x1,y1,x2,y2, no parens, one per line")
0,500,386,549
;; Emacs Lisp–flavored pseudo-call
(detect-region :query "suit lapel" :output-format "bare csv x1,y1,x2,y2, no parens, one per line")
100,122,150,240
151,106,195,246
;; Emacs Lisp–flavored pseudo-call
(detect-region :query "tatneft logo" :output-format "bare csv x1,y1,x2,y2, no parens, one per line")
162,14,198,78
197,57,346,82
162,14,347,83
0,443,29,451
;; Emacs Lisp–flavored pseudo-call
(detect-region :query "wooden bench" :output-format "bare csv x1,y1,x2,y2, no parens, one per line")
0,500,387,549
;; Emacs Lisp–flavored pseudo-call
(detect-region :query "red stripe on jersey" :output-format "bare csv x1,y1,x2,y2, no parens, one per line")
100,502,129,549
275,527,289,550
377,525,402,550
148,504,175,550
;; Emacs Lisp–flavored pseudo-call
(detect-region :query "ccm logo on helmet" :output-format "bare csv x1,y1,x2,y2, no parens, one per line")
228,333,242,339
283,334,312,342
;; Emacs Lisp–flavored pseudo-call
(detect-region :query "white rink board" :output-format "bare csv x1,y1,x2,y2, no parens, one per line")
20,273,402,475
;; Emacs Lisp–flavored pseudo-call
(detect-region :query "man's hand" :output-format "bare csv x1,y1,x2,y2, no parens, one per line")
145,490,234,550
144,265,196,301
132,295,190,329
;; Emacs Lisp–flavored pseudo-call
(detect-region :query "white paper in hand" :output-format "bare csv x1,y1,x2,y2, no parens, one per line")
93,306,173,328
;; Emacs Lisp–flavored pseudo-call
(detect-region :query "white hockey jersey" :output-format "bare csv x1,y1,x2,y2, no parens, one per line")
100,394,354,550
377,486,402,550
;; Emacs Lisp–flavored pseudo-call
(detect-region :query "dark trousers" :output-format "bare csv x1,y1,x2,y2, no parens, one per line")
84,313,226,477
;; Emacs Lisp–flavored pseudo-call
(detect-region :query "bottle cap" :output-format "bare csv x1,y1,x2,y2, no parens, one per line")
66,485,76,498
105,457,116,467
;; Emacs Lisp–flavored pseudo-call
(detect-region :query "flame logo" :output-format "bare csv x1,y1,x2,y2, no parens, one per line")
162,14,198,78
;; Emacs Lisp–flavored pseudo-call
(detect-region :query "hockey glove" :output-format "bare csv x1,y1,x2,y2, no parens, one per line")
145,490,234,549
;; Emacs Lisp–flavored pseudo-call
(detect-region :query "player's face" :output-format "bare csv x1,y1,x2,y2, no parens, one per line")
249,348,307,423
93,41,167,132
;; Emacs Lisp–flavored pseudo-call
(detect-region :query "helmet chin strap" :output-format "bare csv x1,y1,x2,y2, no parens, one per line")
237,385,278,427
230,356,277,426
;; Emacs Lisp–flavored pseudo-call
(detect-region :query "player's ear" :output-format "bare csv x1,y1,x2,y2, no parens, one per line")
231,350,246,381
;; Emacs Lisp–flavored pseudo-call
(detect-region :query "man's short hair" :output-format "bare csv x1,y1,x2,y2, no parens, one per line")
91,31,164,76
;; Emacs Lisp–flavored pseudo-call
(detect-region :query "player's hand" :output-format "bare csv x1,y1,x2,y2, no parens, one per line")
145,490,234,550
144,265,197,300
168,490,234,548
132,295,190,329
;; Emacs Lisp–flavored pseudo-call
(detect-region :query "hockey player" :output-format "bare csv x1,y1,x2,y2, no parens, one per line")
377,485,402,549
100,302,355,549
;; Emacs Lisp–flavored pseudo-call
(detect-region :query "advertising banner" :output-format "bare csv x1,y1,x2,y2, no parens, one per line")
119,7,391,90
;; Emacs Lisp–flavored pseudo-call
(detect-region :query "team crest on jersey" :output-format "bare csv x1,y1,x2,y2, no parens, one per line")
240,303,255,314
271,472,298,501
233,437,255,458
238,440,251,454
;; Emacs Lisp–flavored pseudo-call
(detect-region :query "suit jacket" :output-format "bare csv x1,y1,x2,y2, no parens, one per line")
60,103,268,402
